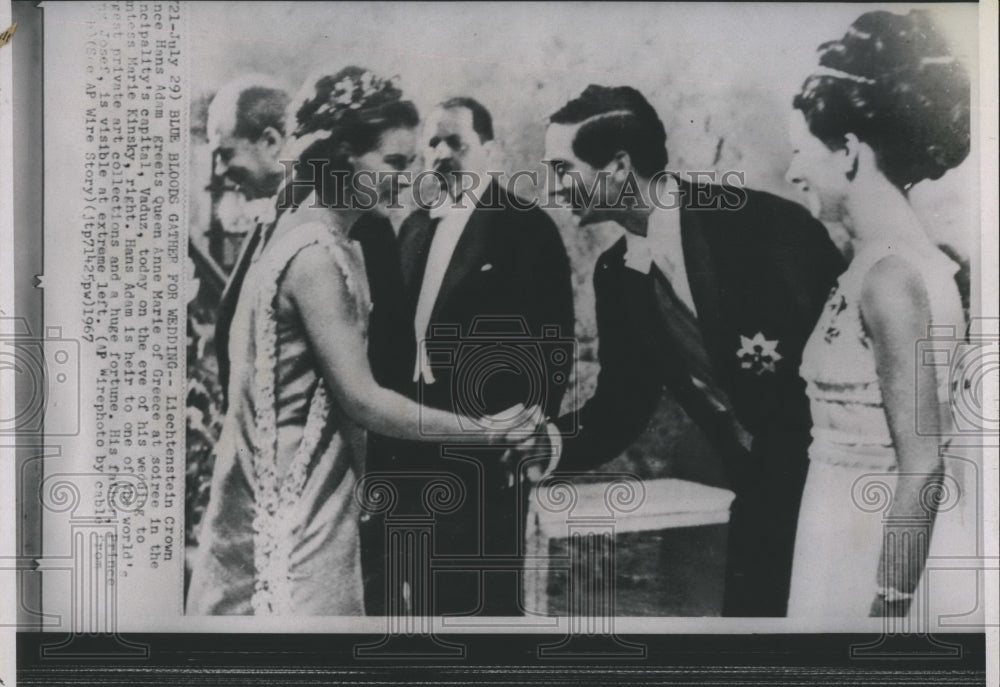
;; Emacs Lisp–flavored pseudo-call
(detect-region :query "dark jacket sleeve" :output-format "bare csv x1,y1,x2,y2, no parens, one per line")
744,192,845,482
516,209,576,418
764,195,845,325
554,252,662,473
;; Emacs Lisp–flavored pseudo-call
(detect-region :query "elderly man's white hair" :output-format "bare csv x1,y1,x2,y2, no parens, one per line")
207,74,289,147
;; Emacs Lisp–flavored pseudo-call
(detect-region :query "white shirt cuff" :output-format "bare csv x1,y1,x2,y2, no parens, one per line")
413,339,436,384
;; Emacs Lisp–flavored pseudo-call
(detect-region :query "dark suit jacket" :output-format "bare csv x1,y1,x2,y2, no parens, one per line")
360,182,574,615
552,181,843,617
401,182,575,422
214,192,289,405
555,182,843,481
350,212,415,393
215,219,265,405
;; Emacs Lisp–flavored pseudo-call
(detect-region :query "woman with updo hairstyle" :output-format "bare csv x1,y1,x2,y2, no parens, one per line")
187,67,534,616
784,10,975,621
279,66,421,215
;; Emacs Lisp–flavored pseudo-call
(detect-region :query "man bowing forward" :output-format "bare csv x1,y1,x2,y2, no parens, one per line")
536,85,844,617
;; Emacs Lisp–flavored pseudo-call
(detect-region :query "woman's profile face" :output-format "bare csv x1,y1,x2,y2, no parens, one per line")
786,110,850,222
351,126,418,216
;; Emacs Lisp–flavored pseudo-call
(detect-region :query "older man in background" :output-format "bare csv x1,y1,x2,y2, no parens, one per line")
360,97,575,617
207,75,289,399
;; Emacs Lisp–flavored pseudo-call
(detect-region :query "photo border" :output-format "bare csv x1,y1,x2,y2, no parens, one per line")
4,1,996,684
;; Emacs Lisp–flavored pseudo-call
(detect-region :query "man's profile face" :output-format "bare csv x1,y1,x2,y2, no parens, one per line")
210,120,284,201
423,106,490,200
544,122,612,227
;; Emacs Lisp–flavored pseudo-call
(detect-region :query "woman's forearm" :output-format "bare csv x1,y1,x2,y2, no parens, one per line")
346,385,471,441
879,464,943,593
861,255,943,600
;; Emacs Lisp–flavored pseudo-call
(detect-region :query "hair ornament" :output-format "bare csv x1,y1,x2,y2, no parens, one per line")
293,70,402,139
919,55,960,67
809,65,876,85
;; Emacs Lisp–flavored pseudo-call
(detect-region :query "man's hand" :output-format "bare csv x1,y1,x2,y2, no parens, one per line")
481,404,546,445
499,426,555,488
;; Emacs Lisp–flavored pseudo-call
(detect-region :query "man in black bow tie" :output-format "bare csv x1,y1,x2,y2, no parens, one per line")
532,85,844,617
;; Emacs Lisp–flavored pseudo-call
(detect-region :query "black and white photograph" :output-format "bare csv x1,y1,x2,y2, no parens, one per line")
179,0,987,624
2,1,996,684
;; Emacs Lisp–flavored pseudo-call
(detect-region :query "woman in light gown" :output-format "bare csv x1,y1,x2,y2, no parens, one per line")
784,10,978,622
187,67,534,615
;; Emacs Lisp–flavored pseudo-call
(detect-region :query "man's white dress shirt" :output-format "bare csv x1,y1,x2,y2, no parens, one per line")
545,189,696,471
623,198,697,318
413,183,485,383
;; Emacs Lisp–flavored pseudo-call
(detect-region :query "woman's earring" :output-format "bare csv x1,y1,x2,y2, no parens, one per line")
846,156,858,182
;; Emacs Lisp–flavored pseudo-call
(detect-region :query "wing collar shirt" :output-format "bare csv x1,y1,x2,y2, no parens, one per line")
622,178,698,318
545,176,698,474
413,179,487,383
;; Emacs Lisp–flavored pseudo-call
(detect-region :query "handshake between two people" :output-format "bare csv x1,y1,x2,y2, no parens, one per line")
477,403,557,488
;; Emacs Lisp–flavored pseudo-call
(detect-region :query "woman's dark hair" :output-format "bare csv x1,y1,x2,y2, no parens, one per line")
288,66,418,202
793,10,970,191
550,85,668,178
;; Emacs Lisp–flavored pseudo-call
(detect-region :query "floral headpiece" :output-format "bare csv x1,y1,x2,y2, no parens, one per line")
292,70,402,139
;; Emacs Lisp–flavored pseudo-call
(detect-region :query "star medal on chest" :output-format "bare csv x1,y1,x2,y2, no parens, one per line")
736,332,783,376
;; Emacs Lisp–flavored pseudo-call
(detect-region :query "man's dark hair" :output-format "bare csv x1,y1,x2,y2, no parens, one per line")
440,96,494,143
233,86,289,141
550,85,668,178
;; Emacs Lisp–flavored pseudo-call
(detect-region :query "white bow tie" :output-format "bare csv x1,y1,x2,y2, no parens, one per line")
624,235,656,274
623,206,683,277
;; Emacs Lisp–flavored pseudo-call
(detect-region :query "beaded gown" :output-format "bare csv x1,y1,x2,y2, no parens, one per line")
187,201,370,615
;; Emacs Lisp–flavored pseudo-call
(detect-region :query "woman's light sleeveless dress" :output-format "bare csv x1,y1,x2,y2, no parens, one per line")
788,238,980,624
187,203,371,615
